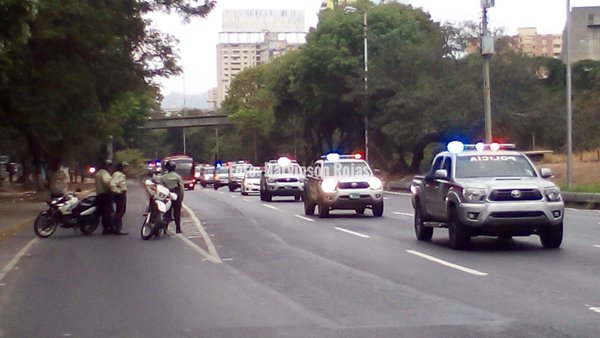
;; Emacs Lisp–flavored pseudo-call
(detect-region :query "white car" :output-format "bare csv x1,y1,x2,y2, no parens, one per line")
241,168,262,195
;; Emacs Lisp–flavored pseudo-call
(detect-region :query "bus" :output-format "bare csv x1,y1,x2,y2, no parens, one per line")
162,155,196,190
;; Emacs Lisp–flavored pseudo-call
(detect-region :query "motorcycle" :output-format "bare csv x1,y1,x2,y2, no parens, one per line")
141,180,177,240
33,191,100,238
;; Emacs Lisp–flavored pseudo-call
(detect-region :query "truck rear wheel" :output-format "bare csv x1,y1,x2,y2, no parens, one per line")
414,203,433,241
448,212,470,250
539,222,563,249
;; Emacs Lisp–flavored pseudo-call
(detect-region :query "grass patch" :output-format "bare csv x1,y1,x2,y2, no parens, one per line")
560,184,600,193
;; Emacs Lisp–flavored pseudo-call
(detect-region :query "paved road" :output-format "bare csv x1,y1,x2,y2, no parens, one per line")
1,183,599,337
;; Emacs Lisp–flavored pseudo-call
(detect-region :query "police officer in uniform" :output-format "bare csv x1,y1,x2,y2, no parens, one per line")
94,160,114,234
110,161,129,235
160,161,185,234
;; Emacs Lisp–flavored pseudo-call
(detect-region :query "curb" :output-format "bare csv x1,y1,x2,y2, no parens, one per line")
385,181,600,208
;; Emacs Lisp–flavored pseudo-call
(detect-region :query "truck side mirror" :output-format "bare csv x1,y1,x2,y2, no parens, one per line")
540,168,553,178
434,169,448,179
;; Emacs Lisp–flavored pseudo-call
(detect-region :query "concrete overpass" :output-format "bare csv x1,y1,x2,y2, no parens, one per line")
143,115,231,129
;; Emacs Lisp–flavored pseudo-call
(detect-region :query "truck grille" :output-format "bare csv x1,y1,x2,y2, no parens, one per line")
489,211,545,218
276,178,298,183
489,189,543,201
338,182,370,189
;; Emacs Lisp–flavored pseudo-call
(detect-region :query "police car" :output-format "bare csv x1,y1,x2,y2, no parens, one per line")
303,153,384,218
410,142,564,249
260,157,304,201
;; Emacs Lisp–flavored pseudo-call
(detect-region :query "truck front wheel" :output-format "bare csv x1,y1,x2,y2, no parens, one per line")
539,222,563,249
414,203,433,241
448,212,470,250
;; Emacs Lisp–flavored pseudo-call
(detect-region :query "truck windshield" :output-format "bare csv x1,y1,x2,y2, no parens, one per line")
455,154,537,178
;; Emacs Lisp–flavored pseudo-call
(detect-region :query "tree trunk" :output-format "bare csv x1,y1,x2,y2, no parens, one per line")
410,132,440,173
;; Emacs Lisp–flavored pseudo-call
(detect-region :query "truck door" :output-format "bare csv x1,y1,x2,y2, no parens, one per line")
423,156,444,217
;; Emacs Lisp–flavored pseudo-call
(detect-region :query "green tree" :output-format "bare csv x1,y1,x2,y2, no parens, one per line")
0,0,215,189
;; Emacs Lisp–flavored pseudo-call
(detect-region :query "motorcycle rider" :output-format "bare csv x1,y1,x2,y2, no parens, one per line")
160,161,184,234
110,161,129,235
94,160,114,235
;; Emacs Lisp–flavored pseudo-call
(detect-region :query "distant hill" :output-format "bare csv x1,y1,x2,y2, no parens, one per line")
161,91,211,110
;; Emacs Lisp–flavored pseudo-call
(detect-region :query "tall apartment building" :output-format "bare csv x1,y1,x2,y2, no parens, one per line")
563,6,600,63
514,27,563,58
216,10,306,107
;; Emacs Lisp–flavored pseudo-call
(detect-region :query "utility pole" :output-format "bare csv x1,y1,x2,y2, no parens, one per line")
481,0,495,143
566,0,573,189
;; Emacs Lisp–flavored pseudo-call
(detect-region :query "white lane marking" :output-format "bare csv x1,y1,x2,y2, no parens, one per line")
385,191,411,196
243,199,252,202
394,211,414,217
218,191,224,194
594,245,600,248
586,305,600,314
295,214,315,222
181,204,222,263
262,204,279,210
230,195,237,199
406,250,488,276
383,197,390,200
0,238,38,283
334,227,370,238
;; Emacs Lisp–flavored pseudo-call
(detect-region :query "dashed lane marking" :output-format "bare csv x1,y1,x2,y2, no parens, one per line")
586,305,600,314
393,212,414,217
334,227,370,238
406,249,488,276
262,204,279,210
594,245,600,248
0,239,38,283
294,214,315,222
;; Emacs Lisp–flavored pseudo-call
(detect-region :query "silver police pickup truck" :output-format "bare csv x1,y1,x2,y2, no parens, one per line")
410,142,564,250
304,154,384,218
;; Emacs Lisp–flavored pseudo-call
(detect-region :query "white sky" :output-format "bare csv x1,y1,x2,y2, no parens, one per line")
151,0,599,98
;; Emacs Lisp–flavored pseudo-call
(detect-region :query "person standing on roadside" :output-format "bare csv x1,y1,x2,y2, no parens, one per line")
160,161,184,234
94,160,114,235
110,161,129,235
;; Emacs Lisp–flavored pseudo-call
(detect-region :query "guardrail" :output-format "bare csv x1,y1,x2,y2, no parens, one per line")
385,181,600,208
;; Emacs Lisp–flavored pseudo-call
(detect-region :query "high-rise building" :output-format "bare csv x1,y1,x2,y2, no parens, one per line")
514,27,563,58
216,10,306,107
563,6,600,63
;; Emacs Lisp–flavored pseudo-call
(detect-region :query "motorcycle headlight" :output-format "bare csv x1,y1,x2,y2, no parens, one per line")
369,177,383,190
321,178,338,193
463,187,486,202
544,187,562,202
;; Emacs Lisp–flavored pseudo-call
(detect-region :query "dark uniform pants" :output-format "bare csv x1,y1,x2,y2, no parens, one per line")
169,187,183,233
113,192,127,233
97,192,113,232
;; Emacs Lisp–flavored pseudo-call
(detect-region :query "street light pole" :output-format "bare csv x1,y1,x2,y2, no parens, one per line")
363,11,369,164
344,6,370,163
566,0,573,189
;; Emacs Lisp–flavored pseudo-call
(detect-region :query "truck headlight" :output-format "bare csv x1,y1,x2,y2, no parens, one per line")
321,178,338,193
463,187,486,202
544,187,561,202
267,177,276,183
369,177,383,190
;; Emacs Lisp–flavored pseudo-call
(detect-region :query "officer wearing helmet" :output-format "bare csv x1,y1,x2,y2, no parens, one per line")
160,160,185,233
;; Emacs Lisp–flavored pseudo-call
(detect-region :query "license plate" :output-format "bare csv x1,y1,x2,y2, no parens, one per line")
285,186,291,189
349,193,360,199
